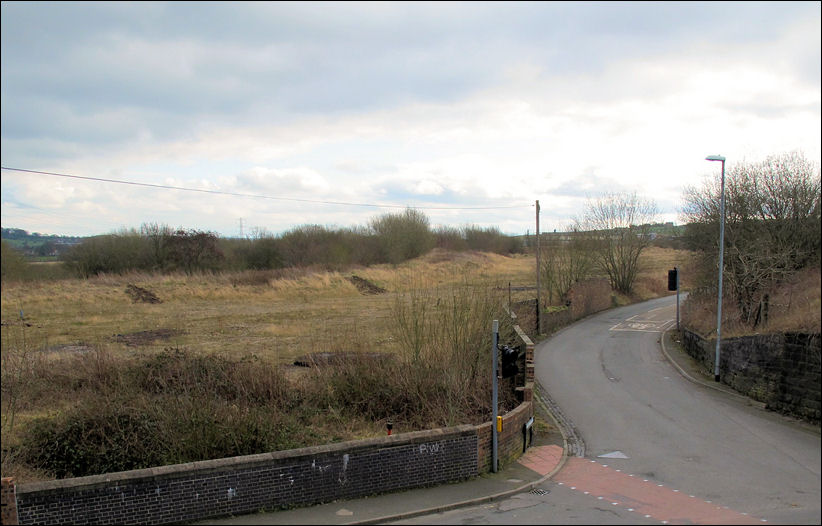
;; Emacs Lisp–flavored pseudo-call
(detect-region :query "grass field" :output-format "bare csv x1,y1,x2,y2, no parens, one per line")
0,245,747,482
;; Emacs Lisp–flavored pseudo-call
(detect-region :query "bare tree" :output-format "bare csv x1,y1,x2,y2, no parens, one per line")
166,229,224,274
540,229,595,305
681,151,821,327
576,192,659,295
140,222,174,271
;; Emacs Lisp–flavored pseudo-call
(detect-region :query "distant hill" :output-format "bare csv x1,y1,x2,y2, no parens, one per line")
1,228,84,259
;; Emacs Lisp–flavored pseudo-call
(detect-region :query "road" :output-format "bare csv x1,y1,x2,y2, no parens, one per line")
394,296,821,524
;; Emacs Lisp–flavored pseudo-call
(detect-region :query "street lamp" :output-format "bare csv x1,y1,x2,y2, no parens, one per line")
706,154,726,382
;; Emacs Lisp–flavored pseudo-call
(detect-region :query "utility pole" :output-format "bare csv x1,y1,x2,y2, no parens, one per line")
535,200,541,335
238,218,244,238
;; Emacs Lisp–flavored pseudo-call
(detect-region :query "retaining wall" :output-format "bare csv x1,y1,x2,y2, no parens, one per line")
681,330,821,423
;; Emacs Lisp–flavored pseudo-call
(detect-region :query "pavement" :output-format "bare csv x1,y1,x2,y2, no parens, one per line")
194,328,756,526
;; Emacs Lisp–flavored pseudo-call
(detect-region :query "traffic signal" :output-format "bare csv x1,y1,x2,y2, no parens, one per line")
668,268,678,291
499,345,519,378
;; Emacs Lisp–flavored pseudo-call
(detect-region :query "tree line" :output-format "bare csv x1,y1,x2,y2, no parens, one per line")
0,209,524,280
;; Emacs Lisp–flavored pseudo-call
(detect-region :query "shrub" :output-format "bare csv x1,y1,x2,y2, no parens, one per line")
1,241,30,282
370,209,435,264
464,226,523,254
22,402,163,478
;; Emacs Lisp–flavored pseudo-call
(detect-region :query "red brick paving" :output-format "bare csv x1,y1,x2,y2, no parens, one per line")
519,446,765,525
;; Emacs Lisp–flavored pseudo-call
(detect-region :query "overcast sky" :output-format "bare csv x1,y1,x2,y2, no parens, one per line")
2,1,820,238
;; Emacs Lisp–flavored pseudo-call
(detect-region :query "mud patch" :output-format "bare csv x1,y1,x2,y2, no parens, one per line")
125,284,162,304
113,328,182,347
346,276,387,295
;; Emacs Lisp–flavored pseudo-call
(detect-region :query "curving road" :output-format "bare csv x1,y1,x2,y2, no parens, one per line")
536,295,820,524
397,295,821,524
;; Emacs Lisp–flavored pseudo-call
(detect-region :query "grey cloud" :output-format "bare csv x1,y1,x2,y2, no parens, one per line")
2,1,818,168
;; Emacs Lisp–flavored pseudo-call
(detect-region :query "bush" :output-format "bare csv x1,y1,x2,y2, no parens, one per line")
370,209,435,264
1,240,29,282
434,226,468,251
464,226,523,254
62,231,152,278
23,402,163,478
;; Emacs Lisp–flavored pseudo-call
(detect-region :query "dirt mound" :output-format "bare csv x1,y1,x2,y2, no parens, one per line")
125,284,162,304
347,275,387,295
113,328,182,347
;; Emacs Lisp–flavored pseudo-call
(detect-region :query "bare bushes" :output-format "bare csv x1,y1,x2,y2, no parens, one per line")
681,152,821,330
63,227,224,278
389,282,518,428
56,212,526,280
370,209,435,264
682,266,822,337
6,345,306,480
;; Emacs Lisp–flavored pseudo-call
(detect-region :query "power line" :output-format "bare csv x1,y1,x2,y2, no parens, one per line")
1,166,530,210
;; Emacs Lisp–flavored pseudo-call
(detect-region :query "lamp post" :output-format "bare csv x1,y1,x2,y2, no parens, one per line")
706,154,726,382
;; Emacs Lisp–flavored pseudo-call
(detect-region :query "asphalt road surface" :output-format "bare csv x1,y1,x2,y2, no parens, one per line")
394,296,821,525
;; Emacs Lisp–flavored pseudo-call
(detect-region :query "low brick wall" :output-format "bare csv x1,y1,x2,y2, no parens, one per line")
7,427,478,525
525,278,612,335
476,396,535,473
681,330,821,423
4,402,537,526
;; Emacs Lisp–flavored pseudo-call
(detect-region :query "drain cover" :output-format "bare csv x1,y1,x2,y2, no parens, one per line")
530,488,550,495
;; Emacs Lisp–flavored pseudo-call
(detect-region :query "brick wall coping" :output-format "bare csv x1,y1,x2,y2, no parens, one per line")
16,424,477,497
513,324,534,347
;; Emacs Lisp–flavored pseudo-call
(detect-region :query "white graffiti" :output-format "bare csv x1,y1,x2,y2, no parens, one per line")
418,442,443,455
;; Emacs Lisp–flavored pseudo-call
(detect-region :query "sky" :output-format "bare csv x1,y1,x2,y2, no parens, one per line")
1,1,820,238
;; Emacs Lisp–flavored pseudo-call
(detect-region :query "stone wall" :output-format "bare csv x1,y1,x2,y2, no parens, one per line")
681,330,821,423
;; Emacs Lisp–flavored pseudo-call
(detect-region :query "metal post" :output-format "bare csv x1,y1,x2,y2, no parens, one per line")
535,200,541,335
675,266,680,331
492,319,499,473
715,159,726,382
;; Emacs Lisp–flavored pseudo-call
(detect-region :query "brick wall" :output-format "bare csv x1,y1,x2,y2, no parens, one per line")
681,330,820,423
11,427,479,525
537,278,612,335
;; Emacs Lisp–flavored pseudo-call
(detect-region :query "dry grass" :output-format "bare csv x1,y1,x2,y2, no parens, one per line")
0,245,708,483
1,247,682,366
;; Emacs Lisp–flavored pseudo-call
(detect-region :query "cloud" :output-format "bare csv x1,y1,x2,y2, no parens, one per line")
1,2,819,236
